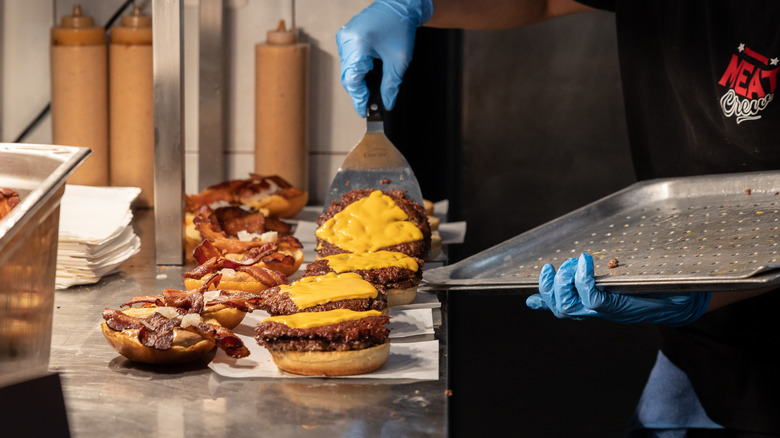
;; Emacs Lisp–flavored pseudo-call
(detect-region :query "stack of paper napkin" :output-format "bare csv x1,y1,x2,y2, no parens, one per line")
56,185,141,289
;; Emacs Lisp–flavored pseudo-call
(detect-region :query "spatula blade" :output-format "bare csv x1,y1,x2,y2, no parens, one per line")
323,59,423,210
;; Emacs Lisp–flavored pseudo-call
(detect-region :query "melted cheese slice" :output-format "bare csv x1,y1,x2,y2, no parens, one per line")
262,309,382,329
323,251,419,273
278,272,378,309
315,190,423,253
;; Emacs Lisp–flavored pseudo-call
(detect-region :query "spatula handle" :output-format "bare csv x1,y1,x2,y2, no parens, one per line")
366,59,383,122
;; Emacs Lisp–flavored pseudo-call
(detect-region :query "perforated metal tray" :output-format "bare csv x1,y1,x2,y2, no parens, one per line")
424,171,780,293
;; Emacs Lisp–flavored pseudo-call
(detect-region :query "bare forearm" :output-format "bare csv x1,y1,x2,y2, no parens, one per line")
426,0,592,29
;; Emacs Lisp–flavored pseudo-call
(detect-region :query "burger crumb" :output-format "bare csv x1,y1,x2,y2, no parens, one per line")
745,188,752,195
445,389,453,396
607,258,619,269
380,179,391,184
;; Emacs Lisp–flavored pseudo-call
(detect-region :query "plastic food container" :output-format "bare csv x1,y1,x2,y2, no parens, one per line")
0,144,89,388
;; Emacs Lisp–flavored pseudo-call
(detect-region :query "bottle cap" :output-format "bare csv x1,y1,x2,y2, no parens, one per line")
267,20,298,45
120,7,152,29
60,5,94,29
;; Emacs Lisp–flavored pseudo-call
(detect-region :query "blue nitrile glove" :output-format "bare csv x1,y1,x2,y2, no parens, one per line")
526,253,712,327
336,0,434,116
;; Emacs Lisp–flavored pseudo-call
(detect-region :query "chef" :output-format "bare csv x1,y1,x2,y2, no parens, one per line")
336,0,780,436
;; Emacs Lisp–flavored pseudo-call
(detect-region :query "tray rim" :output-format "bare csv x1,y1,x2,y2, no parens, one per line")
0,144,91,247
424,170,780,292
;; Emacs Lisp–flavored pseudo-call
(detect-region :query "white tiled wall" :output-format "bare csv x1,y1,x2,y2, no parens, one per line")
1,0,370,205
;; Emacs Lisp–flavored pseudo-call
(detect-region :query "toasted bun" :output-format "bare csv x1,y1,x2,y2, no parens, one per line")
427,232,442,261
423,199,434,216
184,212,202,259
387,286,418,307
428,215,440,231
247,192,308,219
201,304,246,329
183,276,275,296
100,307,217,365
269,341,390,376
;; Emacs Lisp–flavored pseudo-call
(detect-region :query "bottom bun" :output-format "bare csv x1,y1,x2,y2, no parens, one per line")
387,286,418,307
100,321,215,365
269,341,390,376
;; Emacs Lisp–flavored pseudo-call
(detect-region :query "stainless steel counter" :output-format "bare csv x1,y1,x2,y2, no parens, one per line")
49,209,449,437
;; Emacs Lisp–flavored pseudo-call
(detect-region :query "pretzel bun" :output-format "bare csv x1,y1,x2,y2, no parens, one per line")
268,341,390,377
100,307,216,365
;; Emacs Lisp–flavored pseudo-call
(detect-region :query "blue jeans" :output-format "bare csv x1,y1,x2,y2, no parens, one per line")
626,350,722,437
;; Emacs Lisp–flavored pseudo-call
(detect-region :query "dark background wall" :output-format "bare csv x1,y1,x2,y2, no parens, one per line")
387,10,662,437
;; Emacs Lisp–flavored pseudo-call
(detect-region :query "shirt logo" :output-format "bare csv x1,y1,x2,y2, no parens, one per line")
718,43,779,124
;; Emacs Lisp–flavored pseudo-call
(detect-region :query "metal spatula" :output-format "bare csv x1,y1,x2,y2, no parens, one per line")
323,59,424,210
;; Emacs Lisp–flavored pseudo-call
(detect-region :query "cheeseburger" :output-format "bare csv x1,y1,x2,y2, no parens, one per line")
255,308,391,376
304,250,423,307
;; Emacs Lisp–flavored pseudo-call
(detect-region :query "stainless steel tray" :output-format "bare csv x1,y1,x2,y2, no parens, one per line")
424,171,780,293
1,144,90,388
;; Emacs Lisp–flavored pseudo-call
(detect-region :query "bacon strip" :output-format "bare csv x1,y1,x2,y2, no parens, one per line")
190,238,301,276
206,290,266,312
138,312,179,350
103,308,144,331
190,203,296,255
192,240,223,265
185,174,297,213
185,323,250,358
120,295,165,308
122,273,219,312
236,265,288,286
0,187,20,220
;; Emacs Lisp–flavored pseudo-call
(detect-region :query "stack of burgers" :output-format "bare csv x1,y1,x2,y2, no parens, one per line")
100,181,431,377
254,188,431,376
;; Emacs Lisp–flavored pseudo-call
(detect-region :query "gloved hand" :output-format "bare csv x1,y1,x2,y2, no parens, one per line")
526,253,712,327
336,0,434,116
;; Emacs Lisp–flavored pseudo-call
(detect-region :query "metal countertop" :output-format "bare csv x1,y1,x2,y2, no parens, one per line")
49,209,449,438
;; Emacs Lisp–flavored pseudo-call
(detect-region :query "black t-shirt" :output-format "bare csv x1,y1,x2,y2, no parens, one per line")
576,0,780,433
